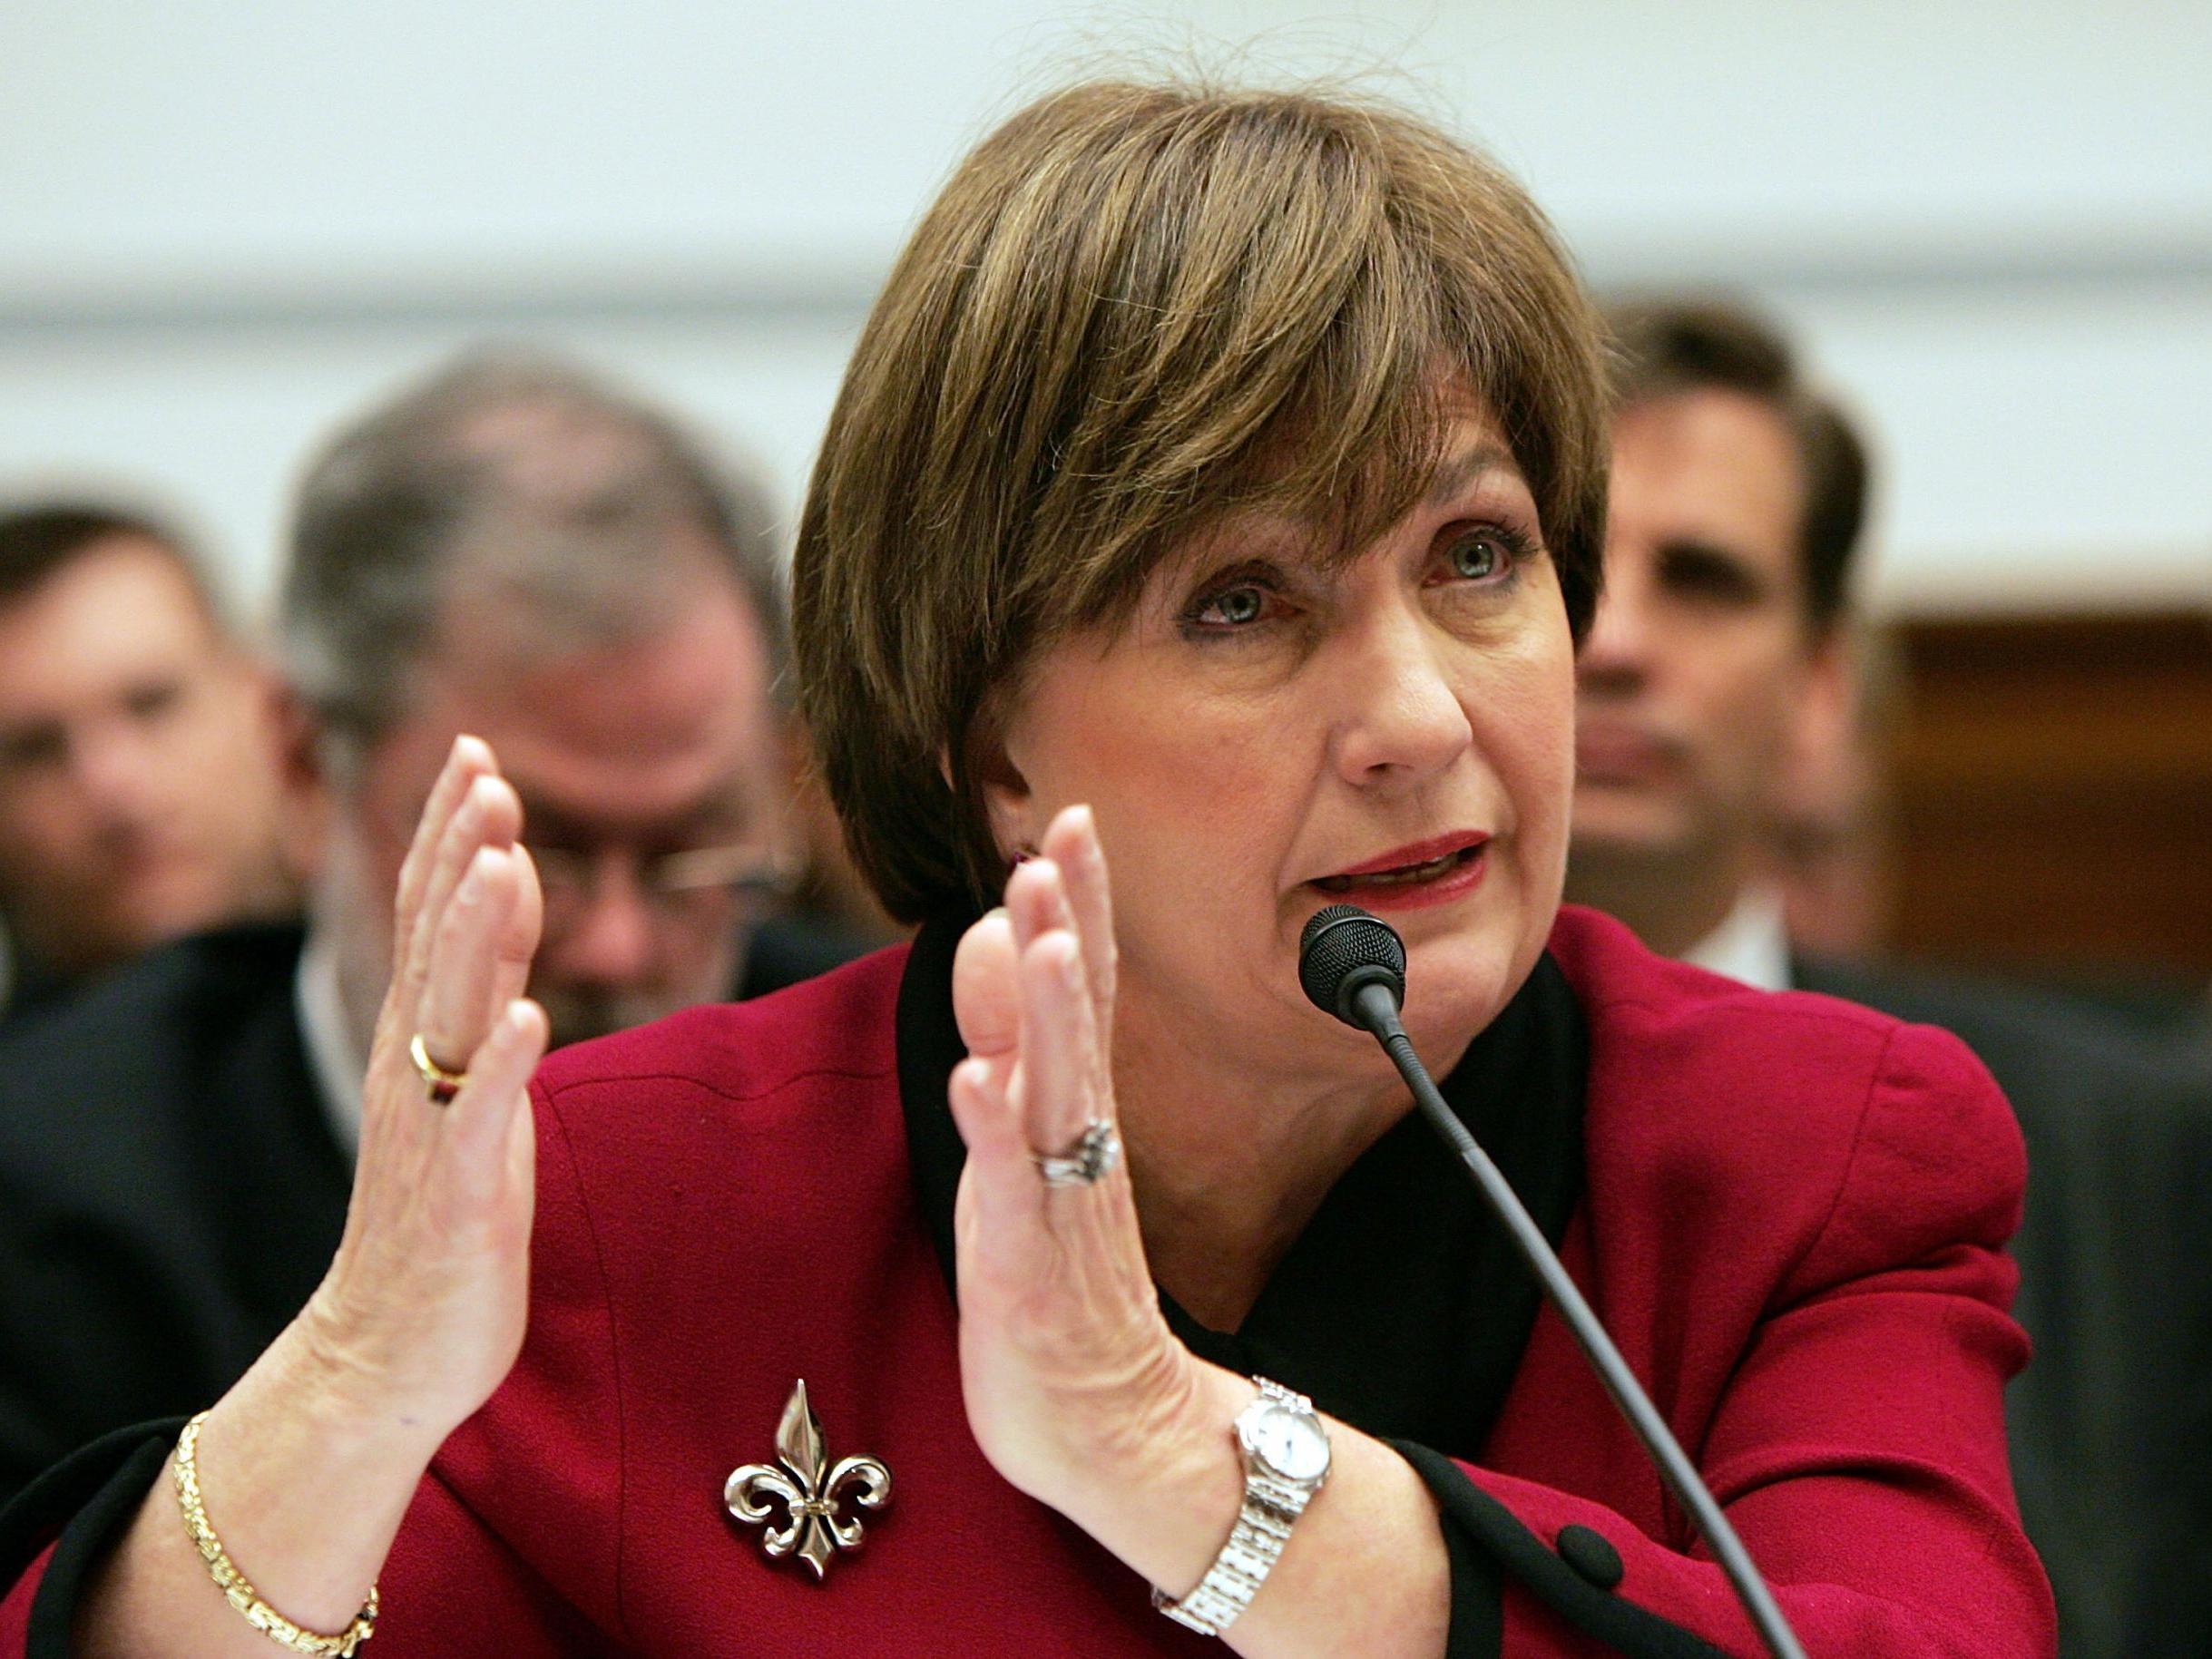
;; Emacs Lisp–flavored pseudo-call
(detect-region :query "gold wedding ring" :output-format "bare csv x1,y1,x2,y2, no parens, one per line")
409,1031,468,1104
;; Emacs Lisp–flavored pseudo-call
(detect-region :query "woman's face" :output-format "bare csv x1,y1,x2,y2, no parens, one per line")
985,405,1577,1087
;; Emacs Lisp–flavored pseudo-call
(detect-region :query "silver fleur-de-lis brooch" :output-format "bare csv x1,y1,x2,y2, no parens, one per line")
724,1380,893,1579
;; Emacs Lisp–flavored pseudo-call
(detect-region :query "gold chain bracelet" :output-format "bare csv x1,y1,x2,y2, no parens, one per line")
173,1411,380,1655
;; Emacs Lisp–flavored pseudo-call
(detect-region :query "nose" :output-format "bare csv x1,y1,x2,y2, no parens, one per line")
1329,603,1473,786
543,853,659,990
1577,550,1654,696
73,719,162,832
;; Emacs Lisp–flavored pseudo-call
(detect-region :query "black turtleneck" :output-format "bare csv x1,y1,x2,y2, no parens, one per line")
896,910,1592,1654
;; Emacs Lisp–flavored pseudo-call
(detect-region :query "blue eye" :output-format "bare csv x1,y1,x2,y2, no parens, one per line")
1444,532,1508,581
1206,586,1266,625
1184,583,1276,631
1175,560,1289,639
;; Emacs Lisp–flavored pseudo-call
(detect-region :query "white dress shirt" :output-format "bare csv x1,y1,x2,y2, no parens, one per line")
1682,886,1794,994
293,924,366,1157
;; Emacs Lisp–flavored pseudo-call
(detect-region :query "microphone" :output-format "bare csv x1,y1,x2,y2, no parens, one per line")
1297,903,1806,1659
1297,904,1407,1030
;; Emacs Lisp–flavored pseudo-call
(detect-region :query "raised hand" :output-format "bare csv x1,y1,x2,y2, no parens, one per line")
945,805,1212,1527
940,806,1453,1656
75,735,555,1654
300,734,550,1435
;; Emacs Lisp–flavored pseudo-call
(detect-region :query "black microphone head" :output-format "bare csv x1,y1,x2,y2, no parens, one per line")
1297,903,1407,1028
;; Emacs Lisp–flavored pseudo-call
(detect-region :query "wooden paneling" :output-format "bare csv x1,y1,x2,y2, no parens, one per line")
1886,611,2212,980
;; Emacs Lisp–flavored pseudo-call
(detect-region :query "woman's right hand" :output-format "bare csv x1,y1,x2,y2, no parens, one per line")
74,735,549,1655
299,733,550,1437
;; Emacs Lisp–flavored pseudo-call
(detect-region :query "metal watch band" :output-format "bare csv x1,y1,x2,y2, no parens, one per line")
1152,1381,1325,1637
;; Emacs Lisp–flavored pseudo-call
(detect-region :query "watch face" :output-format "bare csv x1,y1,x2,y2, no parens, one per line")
1248,1404,1330,1483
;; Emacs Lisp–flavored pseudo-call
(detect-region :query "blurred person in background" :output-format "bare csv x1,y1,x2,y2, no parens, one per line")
0,505,296,1023
1767,622,1902,961
1567,295,2212,1658
0,353,867,1502
1564,301,1860,971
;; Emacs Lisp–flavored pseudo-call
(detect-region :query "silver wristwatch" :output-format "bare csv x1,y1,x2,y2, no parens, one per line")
1152,1378,1332,1636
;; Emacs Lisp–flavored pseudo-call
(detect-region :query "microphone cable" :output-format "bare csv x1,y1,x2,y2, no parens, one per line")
1298,903,1807,1659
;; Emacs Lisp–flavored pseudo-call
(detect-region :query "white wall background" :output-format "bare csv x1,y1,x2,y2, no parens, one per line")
3,0,2208,618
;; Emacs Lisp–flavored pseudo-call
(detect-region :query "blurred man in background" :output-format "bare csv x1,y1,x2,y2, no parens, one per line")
1568,297,2212,1658
0,353,867,1499
1564,302,1861,971
0,505,295,1022
1765,622,1901,961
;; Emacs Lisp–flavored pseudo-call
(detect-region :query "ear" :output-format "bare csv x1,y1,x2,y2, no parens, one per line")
267,682,328,795
1777,626,1858,825
1796,626,1856,766
954,717,1039,871
265,683,334,885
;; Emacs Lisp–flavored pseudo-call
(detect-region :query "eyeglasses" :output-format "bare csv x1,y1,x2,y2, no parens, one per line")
524,841,803,921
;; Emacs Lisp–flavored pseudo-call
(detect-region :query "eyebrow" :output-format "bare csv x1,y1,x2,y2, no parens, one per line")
1424,444,1517,507
1170,440,1524,583
514,791,752,846
1655,537,1770,596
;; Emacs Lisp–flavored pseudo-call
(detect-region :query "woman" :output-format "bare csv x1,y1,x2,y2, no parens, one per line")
1,80,2050,1656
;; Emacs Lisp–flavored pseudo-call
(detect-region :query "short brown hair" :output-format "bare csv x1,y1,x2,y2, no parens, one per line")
1604,298,1869,634
796,78,1610,922
0,503,227,628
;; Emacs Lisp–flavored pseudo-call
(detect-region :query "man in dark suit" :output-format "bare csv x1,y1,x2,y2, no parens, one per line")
0,353,869,1501
0,505,296,1023
1564,298,2212,1657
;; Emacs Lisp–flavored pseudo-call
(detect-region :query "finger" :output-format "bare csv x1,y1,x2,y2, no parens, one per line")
416,844,523,1078
1038,805,1116,1009
1009,931,1150,1301
394,773,522,1021
391,736,495,966
490,844,543,1011
946,1053,1025,1168
945,1053,1047,1262
1003,858,1114,1110
1018,927,1112,1162
1003,856,1073,956
952,909,1021,1060
446,998,549,1199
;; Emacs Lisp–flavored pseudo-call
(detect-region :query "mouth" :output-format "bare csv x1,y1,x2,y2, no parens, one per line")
1574,721,1675,784
1308,833,1490,910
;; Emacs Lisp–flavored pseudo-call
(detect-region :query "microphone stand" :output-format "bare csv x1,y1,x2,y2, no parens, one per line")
1349,977,1808,1659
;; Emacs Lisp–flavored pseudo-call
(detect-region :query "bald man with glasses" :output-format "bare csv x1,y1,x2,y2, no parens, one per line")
0,354,871,1501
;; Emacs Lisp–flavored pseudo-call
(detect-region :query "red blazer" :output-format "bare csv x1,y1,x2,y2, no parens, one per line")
0,907,2054,1655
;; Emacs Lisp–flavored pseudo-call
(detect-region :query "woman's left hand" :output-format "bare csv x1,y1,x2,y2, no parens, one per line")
946,805,1232,1543
947,805,1452,1653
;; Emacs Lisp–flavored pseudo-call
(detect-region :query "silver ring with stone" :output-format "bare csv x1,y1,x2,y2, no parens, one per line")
1033,1119,1121,1187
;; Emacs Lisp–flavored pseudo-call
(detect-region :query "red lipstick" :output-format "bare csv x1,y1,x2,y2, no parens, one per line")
1310,833,1490,912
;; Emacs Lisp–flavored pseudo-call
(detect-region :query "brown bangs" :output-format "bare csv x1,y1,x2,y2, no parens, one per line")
990,90,1522,629
793,77,1608,922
